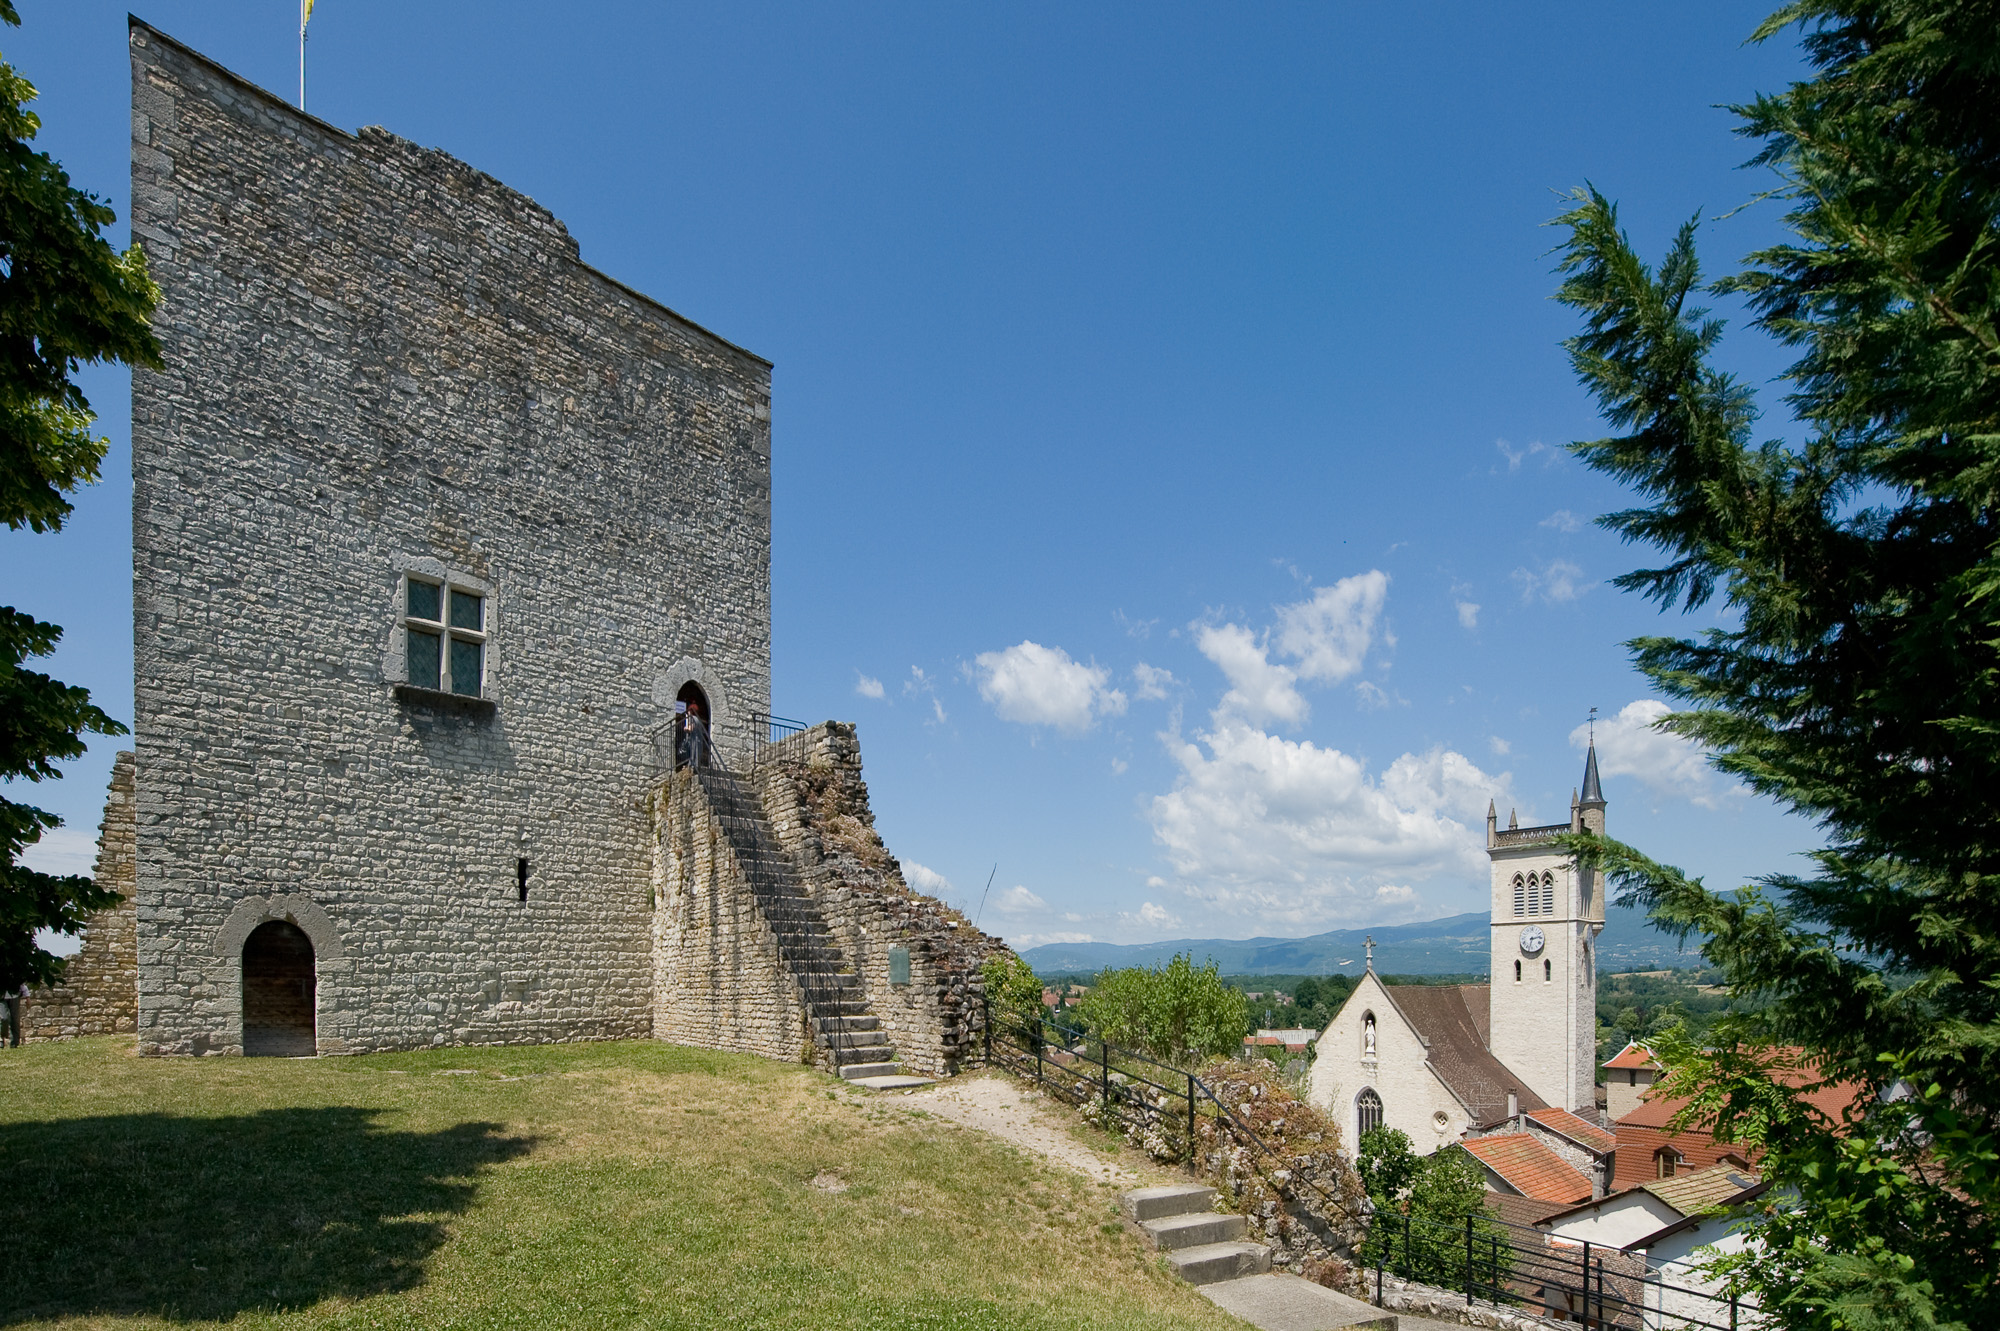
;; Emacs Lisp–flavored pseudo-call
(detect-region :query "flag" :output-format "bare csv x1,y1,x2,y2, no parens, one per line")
302,0,315,27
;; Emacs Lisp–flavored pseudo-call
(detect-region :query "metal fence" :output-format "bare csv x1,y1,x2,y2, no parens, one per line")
748,711,808,770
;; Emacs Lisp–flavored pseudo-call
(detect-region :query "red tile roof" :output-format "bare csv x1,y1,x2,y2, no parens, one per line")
1526,1106,1617,1155
1603,1042,1658,1072
1459,1133,1594,1204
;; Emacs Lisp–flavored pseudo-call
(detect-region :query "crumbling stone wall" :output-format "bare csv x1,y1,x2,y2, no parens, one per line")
753,723,1007,1077
21,753,139,1041
126,21,770,1055
648,771,812,1062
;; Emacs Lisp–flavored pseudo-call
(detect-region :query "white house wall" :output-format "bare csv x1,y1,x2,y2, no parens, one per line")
1308,972,1471,1155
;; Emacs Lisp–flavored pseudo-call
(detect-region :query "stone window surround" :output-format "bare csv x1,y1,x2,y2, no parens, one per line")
1356,1085,1384,1139
384,556,497,704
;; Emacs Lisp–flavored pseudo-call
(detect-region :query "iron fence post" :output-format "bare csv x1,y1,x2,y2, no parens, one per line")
1464,1214,1474,1306
1593,1255,1603,1331
1403,1212,1411,1280
1035,1015,1044,1086
1581,1240,1591,1328
1731,1293,1739,1331
1101,1040,1110,1108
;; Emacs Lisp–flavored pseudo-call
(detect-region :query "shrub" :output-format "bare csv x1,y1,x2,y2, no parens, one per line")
1074,953,1245,1067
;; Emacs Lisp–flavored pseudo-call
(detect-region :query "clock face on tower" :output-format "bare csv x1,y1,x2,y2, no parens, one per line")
1518,925,1546,955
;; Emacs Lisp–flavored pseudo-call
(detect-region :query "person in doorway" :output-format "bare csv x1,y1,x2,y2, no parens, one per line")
680,701,709,772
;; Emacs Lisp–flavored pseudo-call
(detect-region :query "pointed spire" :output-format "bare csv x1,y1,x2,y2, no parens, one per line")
1581,742,1605,806
1508,807,1519,830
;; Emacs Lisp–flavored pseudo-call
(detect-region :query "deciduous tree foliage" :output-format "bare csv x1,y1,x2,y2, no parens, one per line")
1551,2,2000,1325
0,0,159,999
1074,953,1245,1067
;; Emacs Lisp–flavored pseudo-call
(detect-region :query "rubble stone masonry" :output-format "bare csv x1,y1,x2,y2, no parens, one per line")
21,754,139,1041
126,20,770,1055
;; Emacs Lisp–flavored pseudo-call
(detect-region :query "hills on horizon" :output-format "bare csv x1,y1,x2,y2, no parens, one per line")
1019,903,1697,977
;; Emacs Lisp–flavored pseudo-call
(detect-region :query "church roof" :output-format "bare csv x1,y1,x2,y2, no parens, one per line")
1458,1133,1594,1204
1386,983,1547,1126
1526,1106,1617,1155
1580,742,1604,804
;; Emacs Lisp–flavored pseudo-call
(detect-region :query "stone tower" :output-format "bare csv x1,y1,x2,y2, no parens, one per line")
1483,745,1606,1112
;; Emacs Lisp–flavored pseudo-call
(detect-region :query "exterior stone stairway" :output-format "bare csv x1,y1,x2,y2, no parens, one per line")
692,766,923,1084
1122,1185,1402,1330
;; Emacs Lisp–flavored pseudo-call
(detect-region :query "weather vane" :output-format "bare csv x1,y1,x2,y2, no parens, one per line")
1588,704,1598,746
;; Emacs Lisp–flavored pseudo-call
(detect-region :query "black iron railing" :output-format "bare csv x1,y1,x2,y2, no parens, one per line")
749,711,809,770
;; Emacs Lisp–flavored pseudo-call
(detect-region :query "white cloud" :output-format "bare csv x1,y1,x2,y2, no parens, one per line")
1110,757,1129,775
1114,610,1159,639
995,885,1048,913
1456,600,1480,630
1132,662,1176,701
903,861,953,896
1488,736,1511,756
1575,699,1734,808
1196,623,1307,727
904,666,948,724
1495,439,1557,472
1272,571,1388,683
1146,722,1511,932
15,827,97,877
1009,931,1094,948
1540,509,1585,533
1125,901,1181,930
971,640,1127,732
1513,559,1587,604
854,673,885,699
1354,681,1391,711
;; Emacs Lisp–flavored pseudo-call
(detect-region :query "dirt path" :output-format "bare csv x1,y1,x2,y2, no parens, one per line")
901,1072,1173,1188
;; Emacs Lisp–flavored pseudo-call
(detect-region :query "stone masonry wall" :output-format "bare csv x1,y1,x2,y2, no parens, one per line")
22,753,139,1041
648,771,812,1062
754,723,1008,1078
127,22,771,1055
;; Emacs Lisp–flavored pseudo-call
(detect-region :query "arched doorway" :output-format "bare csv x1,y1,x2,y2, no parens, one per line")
243,920,316,1056
675,680,712,770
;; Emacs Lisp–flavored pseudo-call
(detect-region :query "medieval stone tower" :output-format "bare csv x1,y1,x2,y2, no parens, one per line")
1483,746,1606,1113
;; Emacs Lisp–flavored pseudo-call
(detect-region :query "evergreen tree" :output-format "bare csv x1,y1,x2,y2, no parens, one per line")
0,0,160,1004
1552,2,2000,1324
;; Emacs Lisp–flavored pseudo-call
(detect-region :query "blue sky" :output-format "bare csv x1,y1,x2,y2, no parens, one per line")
8,1,1821,950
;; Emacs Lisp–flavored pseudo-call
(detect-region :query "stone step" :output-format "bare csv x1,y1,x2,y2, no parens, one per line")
832,1043,894,1064
1140,1211,1247,1251
816,1015,880,1032
838,1061,902,1080
1198,1274,1399,1331
1166,1242,1271,1286
847,1074,935,1091
1121,1185,1219,1222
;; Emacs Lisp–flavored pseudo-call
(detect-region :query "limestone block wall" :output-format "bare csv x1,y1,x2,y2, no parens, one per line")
22,753,140,1041
125,22,770,1055
753,723,1008,1078
648,771,812,1062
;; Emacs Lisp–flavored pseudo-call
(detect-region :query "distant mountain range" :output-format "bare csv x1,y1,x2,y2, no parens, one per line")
1020,903,1699,977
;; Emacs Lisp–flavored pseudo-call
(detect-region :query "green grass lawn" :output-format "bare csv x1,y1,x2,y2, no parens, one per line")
0,1038,1245,1331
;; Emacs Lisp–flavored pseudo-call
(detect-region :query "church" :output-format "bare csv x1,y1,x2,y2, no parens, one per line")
1307,745,1608,1154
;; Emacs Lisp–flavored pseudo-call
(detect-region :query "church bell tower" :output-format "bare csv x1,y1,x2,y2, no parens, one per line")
1483,743,1606,1113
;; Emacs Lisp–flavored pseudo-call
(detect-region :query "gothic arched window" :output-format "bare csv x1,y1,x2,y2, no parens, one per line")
1544,958,1552,981
1512,874,1525,917
1514,959,1522,982
1357,1088,1384,1139
1540,871,1556,915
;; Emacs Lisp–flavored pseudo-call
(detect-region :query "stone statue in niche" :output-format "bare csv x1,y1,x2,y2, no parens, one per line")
1363,1013,1377,1057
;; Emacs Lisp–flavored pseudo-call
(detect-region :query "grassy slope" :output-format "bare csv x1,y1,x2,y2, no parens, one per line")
0,1039,1244,1331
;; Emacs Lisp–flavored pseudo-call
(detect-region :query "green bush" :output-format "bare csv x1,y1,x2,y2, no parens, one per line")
1074,954,1246,1068
980,952,1043,1037
1358,1127,1511,1290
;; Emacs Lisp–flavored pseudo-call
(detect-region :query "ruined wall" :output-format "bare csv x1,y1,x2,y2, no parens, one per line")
648,771,811,1062
22,754,139,1041
127,21,771,1055
755,723,1006,1077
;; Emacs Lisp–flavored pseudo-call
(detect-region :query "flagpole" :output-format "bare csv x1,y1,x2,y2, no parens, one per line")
298,0,307,110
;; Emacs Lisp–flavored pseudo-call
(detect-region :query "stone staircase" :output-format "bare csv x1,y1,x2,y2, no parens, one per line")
1122,1185,1401,1330
694,766,929,1087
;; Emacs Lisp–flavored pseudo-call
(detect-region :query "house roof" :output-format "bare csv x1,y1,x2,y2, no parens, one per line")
1459,1134,1594,1204
1484,1190,1573,1228
1526,1107,1617,1155
1616,1049,1864,1130
1603,1042,1658,1072
1644,1164,1762,1216
1386,983,1547,1126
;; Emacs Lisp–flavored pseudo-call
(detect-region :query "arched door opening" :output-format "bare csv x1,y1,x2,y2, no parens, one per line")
675,681,712,770
243,920,316,1056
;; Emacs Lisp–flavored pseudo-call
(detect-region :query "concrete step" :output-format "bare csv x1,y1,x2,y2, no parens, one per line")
1167,1242,1271,1286
847,1074,935,1090
1141,1211,1248,1251
1198,1273,1399,1330
1122,1185,1219,1222
838,1061,902,1080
